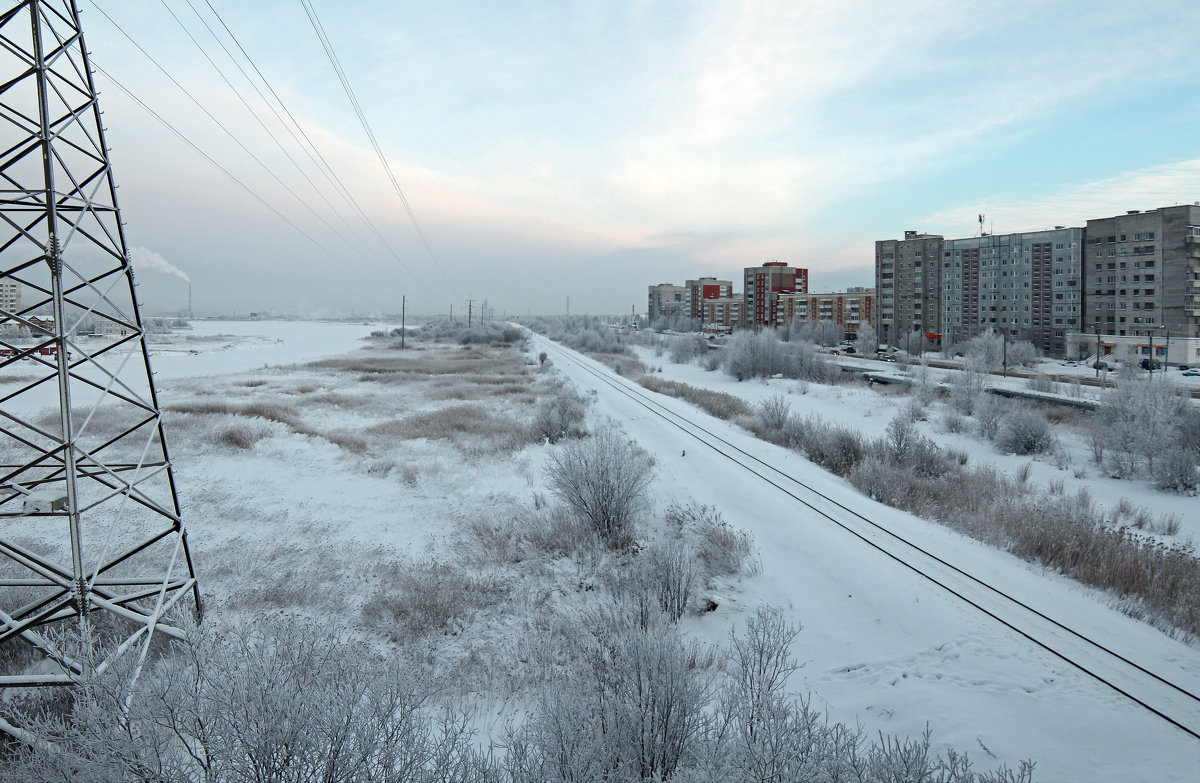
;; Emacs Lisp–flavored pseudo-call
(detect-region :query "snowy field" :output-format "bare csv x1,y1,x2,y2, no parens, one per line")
5,319,1198,780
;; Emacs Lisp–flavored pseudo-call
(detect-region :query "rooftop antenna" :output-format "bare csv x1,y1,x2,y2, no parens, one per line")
0,0,201,698
979,213,986,237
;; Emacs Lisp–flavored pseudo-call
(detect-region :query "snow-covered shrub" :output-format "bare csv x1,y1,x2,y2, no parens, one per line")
643,539,700,622
949,363,985,415
217,420,271,449
362,558,507,639
638,375,751,420
1026,374,1057,394
942,412,968,433
666,503,757,579
756,393,791,431
722,329,834,382
995,410,1055,455
4,618,490,783
804,419,868,475
518,623,714,783
974,393,1006,440
545,425,655,545
959,330,1003,369
855,321,879,356
1153,438,1199,492
885,413,919,461
532,381,590,443
668,334,707,364
1006,340,1040,368
1096,376,1195,487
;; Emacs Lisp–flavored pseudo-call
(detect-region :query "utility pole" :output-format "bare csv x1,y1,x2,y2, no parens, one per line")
400,295,406,349
466,299,474,328
0,0,201,693
1094,323,1102,381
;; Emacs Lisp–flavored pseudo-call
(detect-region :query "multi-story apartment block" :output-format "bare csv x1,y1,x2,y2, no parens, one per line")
701,295,744,329
685,277,733,320
743,262,807,328
1084,205,1200,342
941,227,1083,356
775,288,874,339
875,231,942,350
647,283,686,321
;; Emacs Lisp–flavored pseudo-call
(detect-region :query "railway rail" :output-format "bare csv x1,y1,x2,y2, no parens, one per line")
535,334,1200,743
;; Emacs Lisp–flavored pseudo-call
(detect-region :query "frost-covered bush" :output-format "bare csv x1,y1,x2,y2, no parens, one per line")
665,503,757,579
1026,374,1057,394
4,618,491,783
975,393,1006,440
532,381,590,443
1096,376,1196,488
722,329,834,382
949,363,985,415
638,376,751,420
545,425,655,545
855,320,879,355
362,558,507,639
511,608,1035,782
756,393,791,431
517,623,713,782
668,333,708,364
995,410,1055,455
1006,340,1040,368
642,539,700,622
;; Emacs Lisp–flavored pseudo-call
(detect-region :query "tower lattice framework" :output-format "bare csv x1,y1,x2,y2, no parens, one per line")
0,0,201,689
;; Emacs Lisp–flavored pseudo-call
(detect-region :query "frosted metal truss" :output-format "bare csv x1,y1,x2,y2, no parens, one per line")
0,0,200,689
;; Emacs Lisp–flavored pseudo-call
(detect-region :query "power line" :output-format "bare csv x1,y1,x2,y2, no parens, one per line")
298,0,455,295
194,0,438,298
162,0,372,256
92,62,351,270
89,0,362,264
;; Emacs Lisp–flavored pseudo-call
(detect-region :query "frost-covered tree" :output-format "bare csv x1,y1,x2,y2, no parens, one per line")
855,321,879,355
1096,376,1197,487
546,424,655,544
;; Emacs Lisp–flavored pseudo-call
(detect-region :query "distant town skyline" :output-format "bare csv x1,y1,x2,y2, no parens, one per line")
75,1,1200,316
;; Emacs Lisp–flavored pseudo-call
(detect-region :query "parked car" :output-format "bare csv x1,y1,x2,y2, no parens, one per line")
1092,360,1108,370
1139,358,1163,370
1183,370,1200,378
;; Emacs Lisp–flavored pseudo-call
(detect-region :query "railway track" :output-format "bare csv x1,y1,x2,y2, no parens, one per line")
535,334,1200,743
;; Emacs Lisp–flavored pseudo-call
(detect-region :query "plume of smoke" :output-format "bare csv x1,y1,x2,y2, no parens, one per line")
130,246,190,283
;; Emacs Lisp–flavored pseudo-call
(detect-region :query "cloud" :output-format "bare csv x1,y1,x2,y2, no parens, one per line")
130,246,190,283
919,159,1200,236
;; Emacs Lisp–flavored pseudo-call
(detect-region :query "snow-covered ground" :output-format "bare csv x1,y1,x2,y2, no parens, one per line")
644,346,1198,541
540,335,1200,782
11,320,1197,781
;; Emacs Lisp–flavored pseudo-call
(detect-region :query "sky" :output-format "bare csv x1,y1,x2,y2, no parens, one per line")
68,0,1200,317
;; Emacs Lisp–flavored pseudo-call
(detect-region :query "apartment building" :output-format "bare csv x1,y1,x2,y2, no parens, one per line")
685,277,733,320
701,295,744,329
941,227,1083,356
647,283,686,321
875,231,942,350
1084,205,1200,339
775,288,874,339
744,262,807,328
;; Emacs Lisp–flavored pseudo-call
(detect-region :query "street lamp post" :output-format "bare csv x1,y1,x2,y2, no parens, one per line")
1147,324,1165,376
1094,322,1102,381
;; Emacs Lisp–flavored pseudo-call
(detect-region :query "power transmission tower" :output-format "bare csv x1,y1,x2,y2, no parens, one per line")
0,0,201,692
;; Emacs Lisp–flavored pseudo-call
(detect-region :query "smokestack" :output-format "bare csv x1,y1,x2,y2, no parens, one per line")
188,282,192,319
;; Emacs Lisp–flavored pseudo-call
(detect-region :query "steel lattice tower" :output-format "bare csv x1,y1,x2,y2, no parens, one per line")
0,0,200,689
